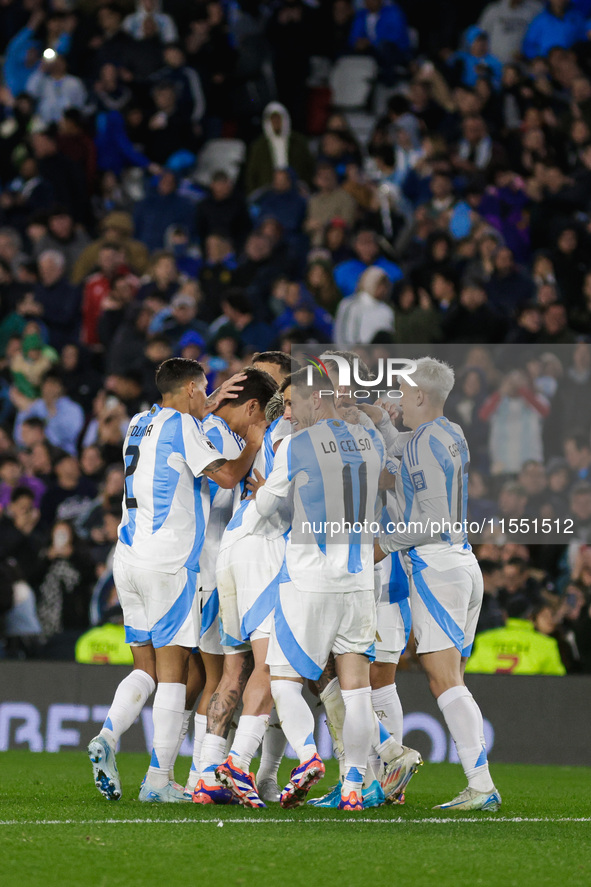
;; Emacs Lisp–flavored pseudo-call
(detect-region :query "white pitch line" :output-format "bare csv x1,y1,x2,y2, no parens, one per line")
0,817,590,826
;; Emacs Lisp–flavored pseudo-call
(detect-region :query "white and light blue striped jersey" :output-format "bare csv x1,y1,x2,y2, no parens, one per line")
116,404,224,574
199,413,244,590
218,416,291,551
259,418,385,592
378,491,410,603
382,415,474,566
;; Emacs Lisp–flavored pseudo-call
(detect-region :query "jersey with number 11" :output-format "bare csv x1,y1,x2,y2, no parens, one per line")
116,404,224,574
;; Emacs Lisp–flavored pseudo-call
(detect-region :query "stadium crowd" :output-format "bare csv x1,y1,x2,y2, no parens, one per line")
0,0,591,672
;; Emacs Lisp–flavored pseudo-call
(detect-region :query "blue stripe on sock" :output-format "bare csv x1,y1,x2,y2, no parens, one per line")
475,746,487,768
378,721,390,744
103,717,113,732
304,732,315,746
150,749,160,769
346,767,363,783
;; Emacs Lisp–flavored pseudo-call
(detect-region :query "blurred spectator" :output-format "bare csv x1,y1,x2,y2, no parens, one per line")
0,486,48,590
32,206,90,279
72,212,149,284
522,0,586,58
349,0,411,85
480,369,550,475
196,171,251,249
478,0,542,64
305,163,357,248
465,597,566,674
245,102,315,195
334,265,395,346
40,452,97,528
133,171,195,252
13,369,85,456
0,452,45,509
476,558,506,632
26,55,86,126
36,519,95,659
34,250,80,350
334,227,403,296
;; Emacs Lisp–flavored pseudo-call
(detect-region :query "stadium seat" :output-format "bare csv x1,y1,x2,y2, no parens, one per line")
329,55,378,110
194,139,247,186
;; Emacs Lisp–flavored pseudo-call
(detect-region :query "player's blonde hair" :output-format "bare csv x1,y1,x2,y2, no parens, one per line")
406,357,455,405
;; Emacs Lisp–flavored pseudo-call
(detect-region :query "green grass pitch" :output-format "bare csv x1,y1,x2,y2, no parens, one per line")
1,751,590,887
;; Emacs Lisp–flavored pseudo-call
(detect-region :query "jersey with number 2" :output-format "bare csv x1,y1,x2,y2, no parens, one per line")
116,404,223,574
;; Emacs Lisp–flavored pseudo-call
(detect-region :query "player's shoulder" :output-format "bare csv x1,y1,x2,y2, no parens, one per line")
405,422,432,465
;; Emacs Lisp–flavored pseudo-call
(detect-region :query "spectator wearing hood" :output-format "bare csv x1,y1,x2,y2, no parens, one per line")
132,171,195,252
478,0,542,64
522,0,586,58
449,26,503,91
245,102,315,195
71,211,149,284
334,265,395,346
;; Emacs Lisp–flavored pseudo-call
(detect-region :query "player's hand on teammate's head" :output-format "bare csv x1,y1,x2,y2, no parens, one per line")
205,372,247,411
245,468,265,499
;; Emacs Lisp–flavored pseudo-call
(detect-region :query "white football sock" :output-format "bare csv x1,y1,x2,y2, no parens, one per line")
341,687,372,796
100,670,155,749
257,707,287,784
271,680,316,763
437,686,494,792
186,713,207,791
148,682,186,789
168,709,192,783
372,682,404,744
229,714,269,772
320,677,345,781
373,712,404,763
200,733,227,785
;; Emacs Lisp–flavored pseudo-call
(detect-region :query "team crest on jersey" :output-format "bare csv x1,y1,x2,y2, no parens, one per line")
411,470,427,491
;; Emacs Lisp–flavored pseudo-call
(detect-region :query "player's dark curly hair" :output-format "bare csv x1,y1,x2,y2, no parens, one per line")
155,358,205,395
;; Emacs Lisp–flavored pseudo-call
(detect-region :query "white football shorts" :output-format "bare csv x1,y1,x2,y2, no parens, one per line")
199,587,223,656
113,554,200,649
405,551,483,656
216,535,286,653
375,598,411,664
266,578,377,680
